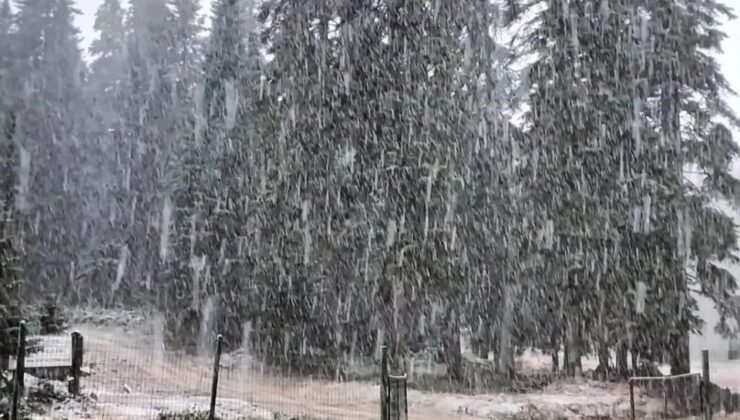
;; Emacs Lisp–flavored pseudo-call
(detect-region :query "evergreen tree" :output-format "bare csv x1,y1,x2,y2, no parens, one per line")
0,0,21,358
181,0,254,351
452,1,531,379
642,0,740,374
89,0,127,104
254,0,512,379
83,0,129,304
517,0,677,377
513,0,740,377
252,0,343,368
12,0,88,301
118,0,176,306
0,0,12,112
0,112,20,365
164,0,205,352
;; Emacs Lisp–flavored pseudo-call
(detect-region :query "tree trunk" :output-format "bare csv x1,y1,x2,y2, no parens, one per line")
670,331,690,374
596,341,610,380
498,284,516,379
442,310,463,382
616,342,629,378
386,275,407,373
565,318,578,377
477,319,491,359
632,348,643,375
550,332,560,372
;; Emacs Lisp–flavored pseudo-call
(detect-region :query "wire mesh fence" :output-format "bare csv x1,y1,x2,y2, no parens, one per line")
629,372,704,419
7,324,383,419
9,318,740,420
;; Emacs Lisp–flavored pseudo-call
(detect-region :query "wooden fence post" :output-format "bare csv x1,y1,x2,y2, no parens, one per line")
381,345,388,420
69,331,83,395
702,349,711,420
209,334,223,420
388,373,408,420
663,377,668,418
629,379,635,420
11,321,26,420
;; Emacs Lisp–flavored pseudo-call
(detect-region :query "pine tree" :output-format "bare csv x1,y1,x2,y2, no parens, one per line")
517,0,647,376
512,0,740,377
89,0,127,102
0,0,21,361
182,0,253,351
641,0,740,374
253,0,523,379
164,0,205,352
83,0,129,304
452,0,532,379
0,0,12,109
12,0,88,300
119,0,176,306
252,0,339,367
0,111,20,365
366,0,493,377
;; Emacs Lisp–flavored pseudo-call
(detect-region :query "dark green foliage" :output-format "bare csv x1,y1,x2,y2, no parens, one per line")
171,0,255,352
2,0,738,389
10,0,88,303
516,0,740,376
0,111,20,361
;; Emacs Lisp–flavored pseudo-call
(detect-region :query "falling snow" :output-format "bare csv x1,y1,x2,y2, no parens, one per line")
2,0,740,418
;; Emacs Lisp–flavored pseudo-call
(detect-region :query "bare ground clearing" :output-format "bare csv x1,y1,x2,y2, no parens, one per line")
34,324,720,419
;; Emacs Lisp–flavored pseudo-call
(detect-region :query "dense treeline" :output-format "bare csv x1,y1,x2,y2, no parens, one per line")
1,0,739,382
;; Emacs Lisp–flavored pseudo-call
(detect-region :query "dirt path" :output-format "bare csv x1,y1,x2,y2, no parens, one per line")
41,325,690,419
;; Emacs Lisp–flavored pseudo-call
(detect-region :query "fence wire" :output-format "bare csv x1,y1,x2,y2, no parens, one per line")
13,327,378,420
10,323,740,419
629,373,704,419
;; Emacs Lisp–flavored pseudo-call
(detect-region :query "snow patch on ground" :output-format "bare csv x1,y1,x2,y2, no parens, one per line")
45,392,274,419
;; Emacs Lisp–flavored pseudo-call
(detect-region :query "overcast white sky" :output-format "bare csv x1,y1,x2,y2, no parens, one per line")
74,0,215,51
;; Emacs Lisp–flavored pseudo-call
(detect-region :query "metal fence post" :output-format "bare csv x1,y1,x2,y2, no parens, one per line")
209,334,223,420
69,331,83,395
702,349,711,420
11,321,27,420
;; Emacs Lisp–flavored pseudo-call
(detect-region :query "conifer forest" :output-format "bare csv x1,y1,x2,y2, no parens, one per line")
2,0,740,418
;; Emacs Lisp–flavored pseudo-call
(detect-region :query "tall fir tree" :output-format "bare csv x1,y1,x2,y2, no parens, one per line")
642,0,740,374
254,0,515,379
12,0,88,301
163,0,205,352
0,0,21,362
177,0,253,351
0,0,12,115
118,0,176,306
513,0,740,377
83,0,129,304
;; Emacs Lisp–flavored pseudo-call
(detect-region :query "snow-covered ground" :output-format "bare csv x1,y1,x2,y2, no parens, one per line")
690,359,740,394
